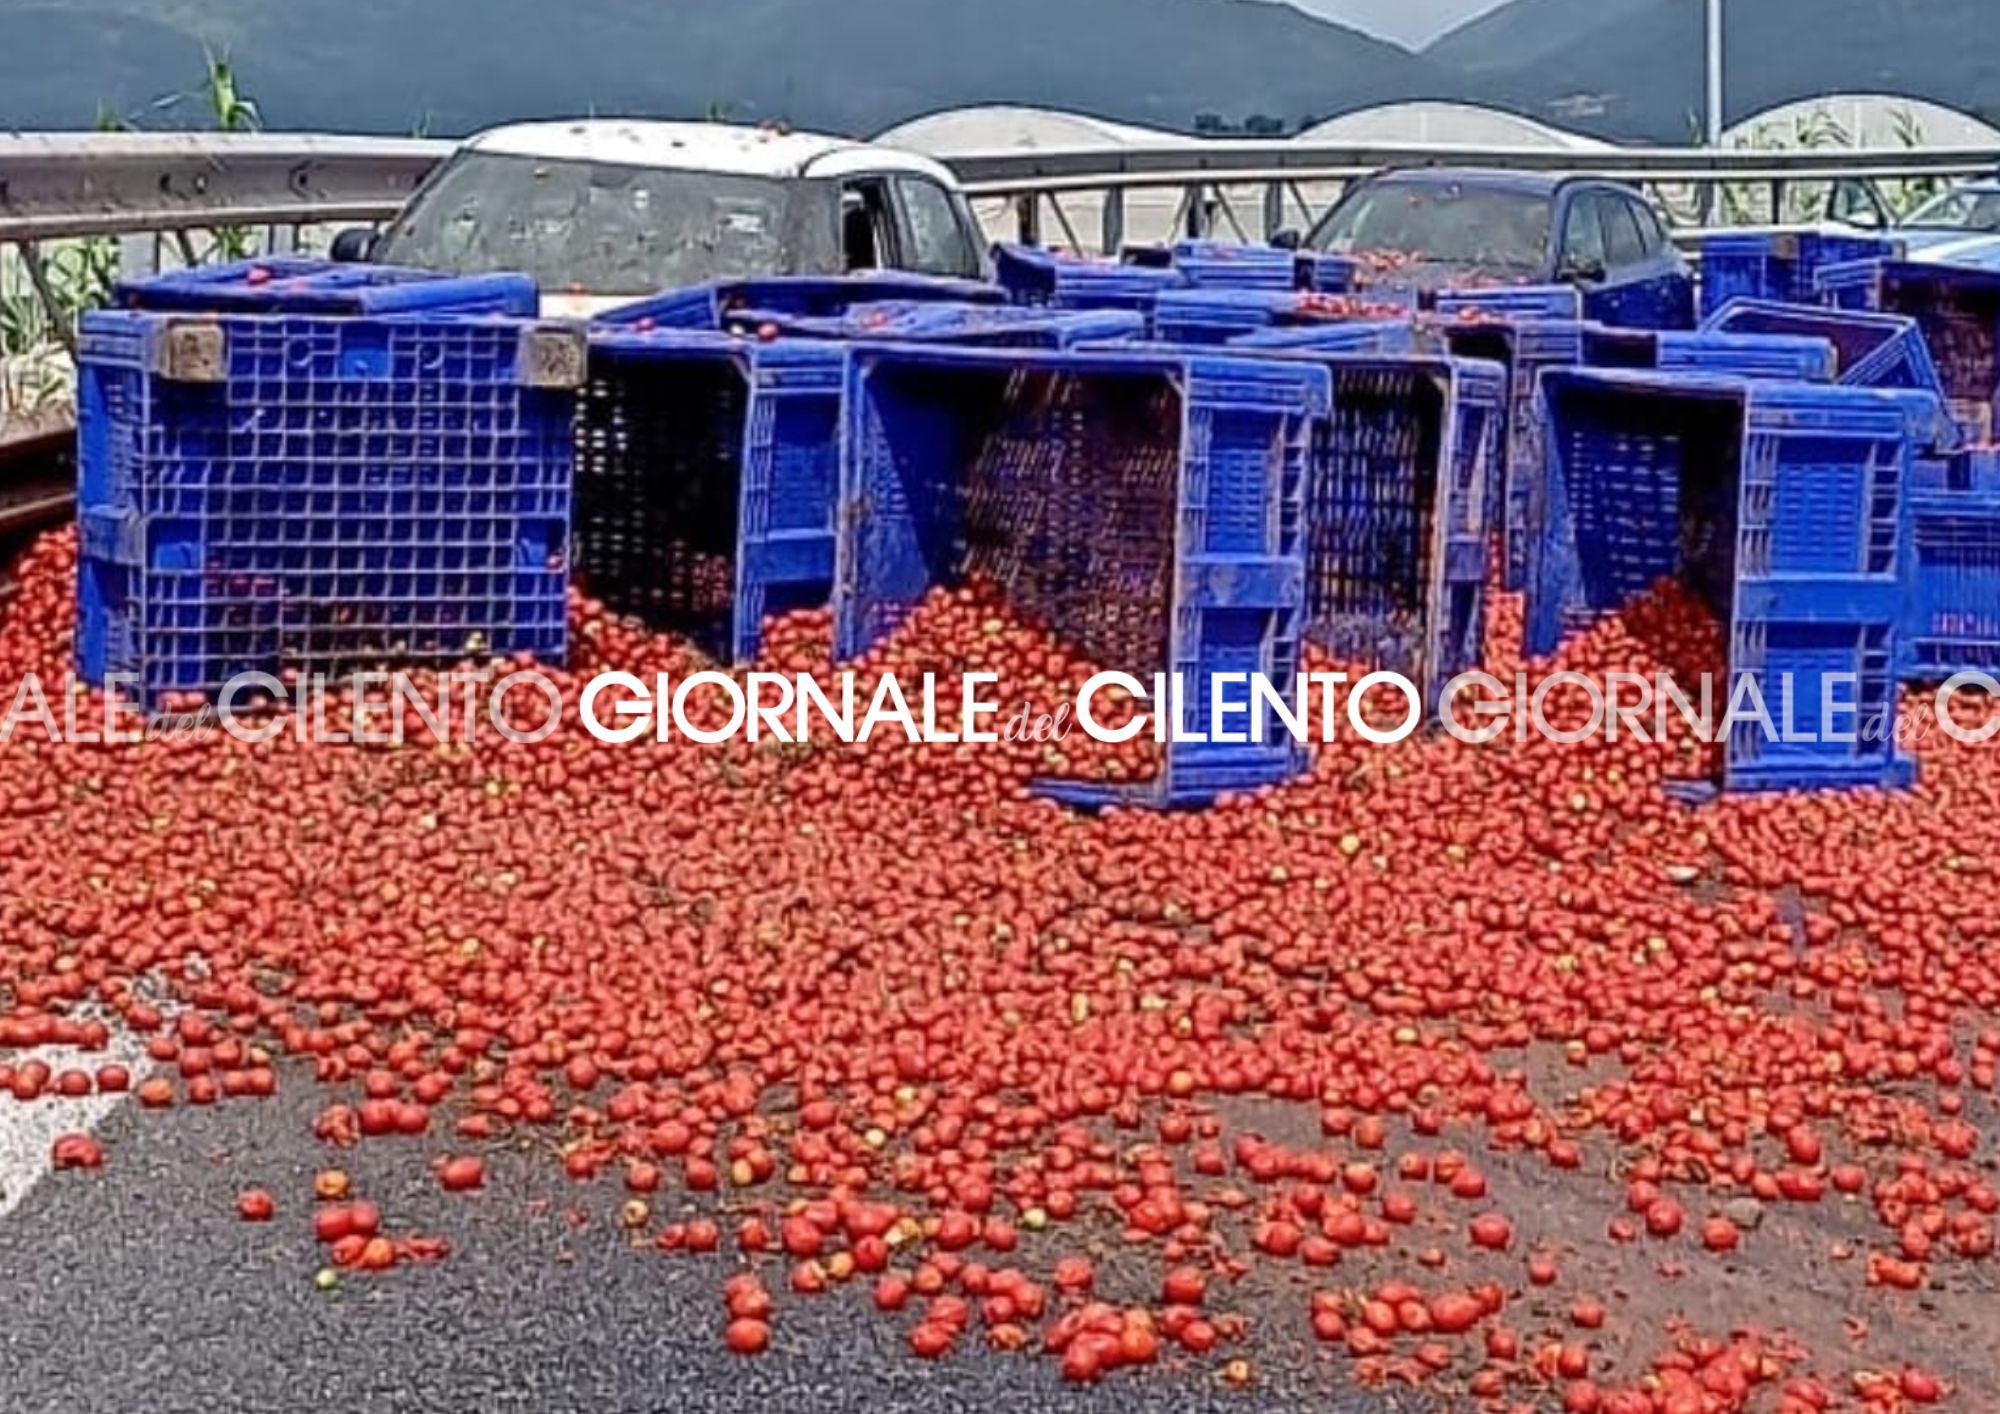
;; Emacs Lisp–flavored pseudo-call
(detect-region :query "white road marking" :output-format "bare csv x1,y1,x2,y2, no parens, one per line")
0,1030,156,1219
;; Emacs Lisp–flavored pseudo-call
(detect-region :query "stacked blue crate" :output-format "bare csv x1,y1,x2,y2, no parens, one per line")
1434,286,1584,322
721,301,1145,349
1529,369,1931,792
1152,287,1421,345
1655,332,1837,382
576,327,846,662
992,244,1187,313
114,256,539,317
76,309,583,701
1905,448,2000,681
594,273,1006,331
1432,319,1590,593
1699,230,1899,320
1165,241,1299,292
1815,260,2000,444
837,343,1329,807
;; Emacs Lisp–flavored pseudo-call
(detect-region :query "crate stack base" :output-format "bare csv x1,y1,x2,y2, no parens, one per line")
1530,369,1926,793
76,309,582,702
576,328,844,662
838,343,1329,808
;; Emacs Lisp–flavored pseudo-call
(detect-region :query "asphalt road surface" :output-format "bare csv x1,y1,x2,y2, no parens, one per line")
0,1070,1432,1414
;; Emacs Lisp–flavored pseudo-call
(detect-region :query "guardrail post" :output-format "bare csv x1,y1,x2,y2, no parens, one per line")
1100,188,1125,257
1261,181,1285,242
1014,193,1042,247
119,233,158,279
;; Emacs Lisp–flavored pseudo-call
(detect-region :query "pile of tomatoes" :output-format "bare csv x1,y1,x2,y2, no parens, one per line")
0,524,1994,1412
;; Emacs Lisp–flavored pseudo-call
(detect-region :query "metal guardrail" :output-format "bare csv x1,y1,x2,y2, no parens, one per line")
0,132,448,242
0,130,1993,246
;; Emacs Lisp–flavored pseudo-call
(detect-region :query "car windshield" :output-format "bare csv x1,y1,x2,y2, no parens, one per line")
1903,186,2000,233
1308,179,1553,277
374,151,845,294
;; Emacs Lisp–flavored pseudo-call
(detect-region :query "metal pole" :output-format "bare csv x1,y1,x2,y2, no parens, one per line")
1706,0,1724,147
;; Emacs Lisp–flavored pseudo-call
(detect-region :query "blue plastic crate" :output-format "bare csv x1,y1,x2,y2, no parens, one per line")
1151,289,1294,344
1656,332,1837,382
1152,288,1422,345
1436,319,1591,593
76,308,582,701
725,300,1144,349
1815,260,2000,443
576,327,845,662
1435,285,1584,322
1907,490,2000,680
1529,369,1924,792
1297,253,1358,295
1293,354,1504,709
837,343,1328,808
1701,298,1938,394
1699,230,1898,320
596,273,1005,331
115,256,540,317
1166,240,1300,292
1231,321,1422,354
993,244,1187,313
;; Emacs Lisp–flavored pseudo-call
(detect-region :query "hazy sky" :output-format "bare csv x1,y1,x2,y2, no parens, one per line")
1275,0,1513,47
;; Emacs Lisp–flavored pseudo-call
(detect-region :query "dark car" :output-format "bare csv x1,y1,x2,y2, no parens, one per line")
1302,168,1696,330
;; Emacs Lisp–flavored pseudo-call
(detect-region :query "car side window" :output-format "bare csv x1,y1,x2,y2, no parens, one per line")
1561,192,1609,276
1604,198,1649,268
893,176,981,277
1632,200,1672,257
841,178,897,272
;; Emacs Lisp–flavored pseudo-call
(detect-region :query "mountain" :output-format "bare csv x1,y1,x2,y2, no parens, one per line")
1438,0,2000,140
3,0,1999,144
0,0,1441,138
1426,0,1649,76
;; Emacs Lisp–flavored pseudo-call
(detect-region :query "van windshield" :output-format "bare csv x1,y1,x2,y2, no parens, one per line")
375,151,845,294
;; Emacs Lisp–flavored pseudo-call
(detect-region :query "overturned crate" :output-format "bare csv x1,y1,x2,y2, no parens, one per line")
837,344,1329,807
76,309,583,701
1293,353,1506,708
1527,369,1928,793
574,328,845,661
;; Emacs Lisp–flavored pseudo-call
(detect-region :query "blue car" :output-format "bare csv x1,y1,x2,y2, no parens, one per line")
1895,177,2000,272
1302,167,1696,330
